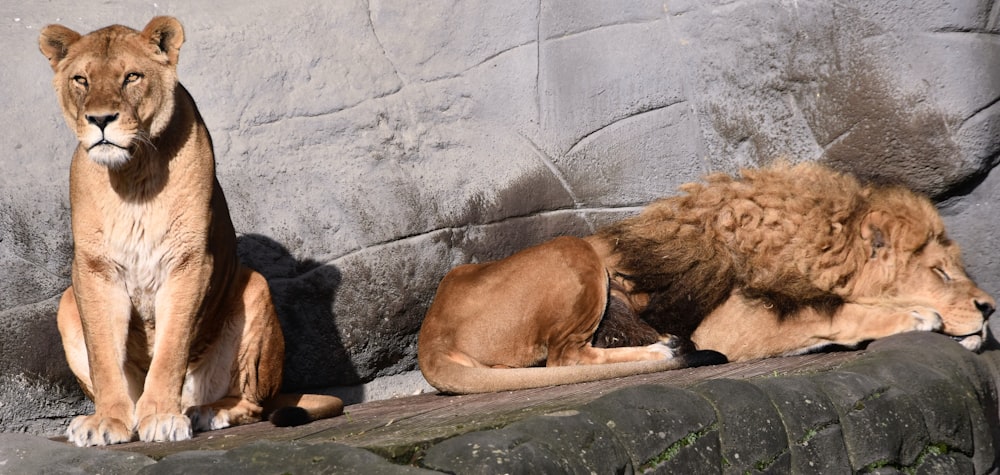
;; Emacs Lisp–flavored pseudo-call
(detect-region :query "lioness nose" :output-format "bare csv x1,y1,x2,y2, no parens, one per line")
86,113,119,130
975,299,995,319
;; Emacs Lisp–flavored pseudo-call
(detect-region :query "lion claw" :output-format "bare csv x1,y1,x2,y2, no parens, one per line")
136,413,192,443
66,414,133,447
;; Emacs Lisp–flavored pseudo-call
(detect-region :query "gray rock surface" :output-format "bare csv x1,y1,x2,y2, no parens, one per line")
419,333,1000,474
2,332,999,473
690,379,790,473
0,433,155,473
140,440,434,475
2,0,999,437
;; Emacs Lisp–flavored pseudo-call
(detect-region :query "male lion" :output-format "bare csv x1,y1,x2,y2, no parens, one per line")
419,162,993,394
40,17,342,446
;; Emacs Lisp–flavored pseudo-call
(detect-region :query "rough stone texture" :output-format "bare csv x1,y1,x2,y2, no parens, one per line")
139,440,434,475
3,332,1000,473
420,409,634,474
582,385,718,470
690,379,790,473
754,376,852,473
2,0,999,437
0,433,155,473
417,333,1000,474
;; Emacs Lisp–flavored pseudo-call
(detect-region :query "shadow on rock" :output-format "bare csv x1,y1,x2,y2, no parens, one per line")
237,234,361,397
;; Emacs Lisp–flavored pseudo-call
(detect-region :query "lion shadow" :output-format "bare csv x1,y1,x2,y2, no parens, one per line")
237,234,373,404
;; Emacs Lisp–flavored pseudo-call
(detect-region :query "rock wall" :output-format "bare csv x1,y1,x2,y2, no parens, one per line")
2,0,999,436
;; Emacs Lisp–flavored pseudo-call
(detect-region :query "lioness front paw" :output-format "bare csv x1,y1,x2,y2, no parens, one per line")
66,414,133,447
909,306,943,332
136,413,192,443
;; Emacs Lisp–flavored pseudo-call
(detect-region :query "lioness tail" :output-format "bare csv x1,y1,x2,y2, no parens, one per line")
265,393,345,427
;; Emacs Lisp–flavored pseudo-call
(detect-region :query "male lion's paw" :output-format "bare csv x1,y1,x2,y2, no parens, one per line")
186,405,232,432
136,413,193,443
958,334,984,351
645,340,681,359
908,306,943,332
66,414,134,447
659,334,696,354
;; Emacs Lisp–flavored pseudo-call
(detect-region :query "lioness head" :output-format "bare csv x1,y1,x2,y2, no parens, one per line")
39,17,184,168
857,187,995,350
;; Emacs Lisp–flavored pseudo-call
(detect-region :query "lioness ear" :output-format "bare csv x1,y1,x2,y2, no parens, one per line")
860,211,889,259
142,16,185,65
39,25,82,71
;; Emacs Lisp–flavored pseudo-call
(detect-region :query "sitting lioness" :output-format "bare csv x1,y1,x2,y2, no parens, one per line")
419,162,994,394
39,17,342,446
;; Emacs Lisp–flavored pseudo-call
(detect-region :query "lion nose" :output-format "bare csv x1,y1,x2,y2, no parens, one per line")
86,113,119,131
975,299,995,319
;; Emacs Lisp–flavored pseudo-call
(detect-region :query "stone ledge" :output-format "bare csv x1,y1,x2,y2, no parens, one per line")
2,332,997,474
421,333,1000,474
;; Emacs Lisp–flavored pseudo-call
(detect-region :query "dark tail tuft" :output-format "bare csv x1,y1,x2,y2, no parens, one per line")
685,349,728,367
269,406,311,427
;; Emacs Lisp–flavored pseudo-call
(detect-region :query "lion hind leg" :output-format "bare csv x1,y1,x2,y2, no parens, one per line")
551,339,681,366
186,269,343,430
186,396,263,431
181,268,286,433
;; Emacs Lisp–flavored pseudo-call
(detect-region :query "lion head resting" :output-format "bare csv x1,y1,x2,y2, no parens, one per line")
853,186,994,350
39,17,183,169
597,162,994,352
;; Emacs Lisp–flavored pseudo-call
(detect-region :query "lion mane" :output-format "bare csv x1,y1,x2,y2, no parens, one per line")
592,162,993,356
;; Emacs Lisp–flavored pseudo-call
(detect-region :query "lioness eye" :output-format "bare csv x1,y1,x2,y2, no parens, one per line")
123,72,143,85
932,267,952,282
72,75,87,87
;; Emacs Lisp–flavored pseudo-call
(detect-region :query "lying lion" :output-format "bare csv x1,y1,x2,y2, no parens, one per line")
39,17,342,446
419,162,994,394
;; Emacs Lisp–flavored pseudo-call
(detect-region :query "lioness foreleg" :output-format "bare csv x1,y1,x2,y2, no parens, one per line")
133,263,211,443
57,284,139,446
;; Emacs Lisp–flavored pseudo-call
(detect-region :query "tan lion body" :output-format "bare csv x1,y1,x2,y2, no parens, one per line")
419,162,993,394
41,17,341,447
418,236,723,394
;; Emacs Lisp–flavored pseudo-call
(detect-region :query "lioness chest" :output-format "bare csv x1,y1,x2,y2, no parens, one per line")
89,194,206,326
